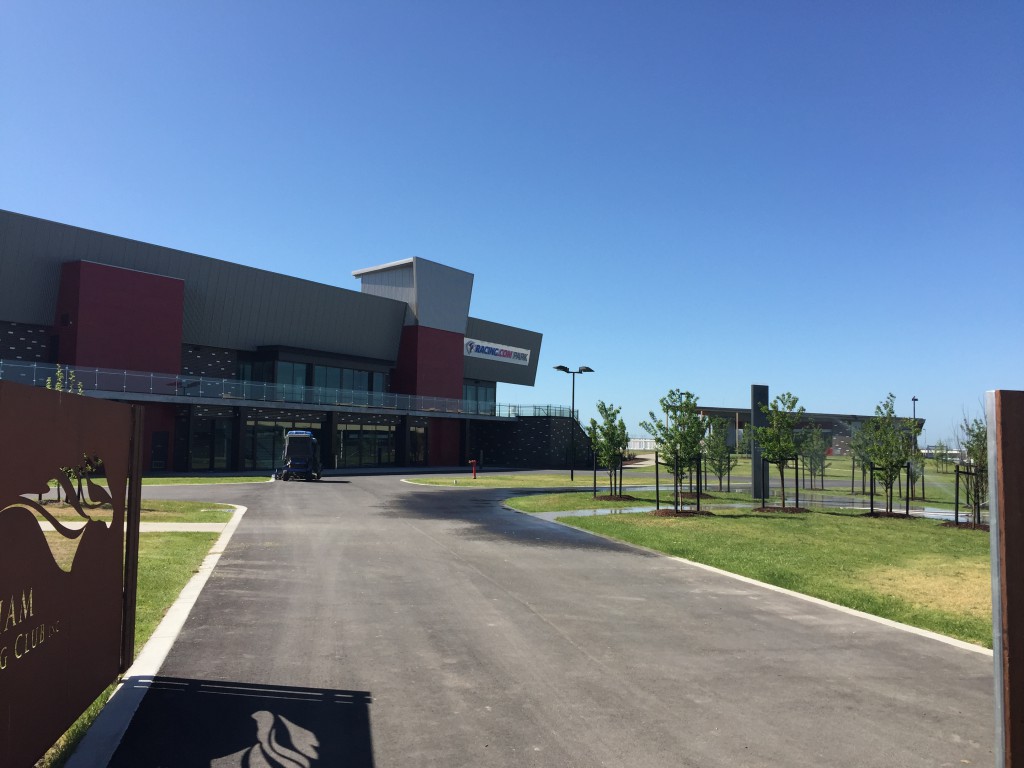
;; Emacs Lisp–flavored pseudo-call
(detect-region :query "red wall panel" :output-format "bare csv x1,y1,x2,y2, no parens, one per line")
142,404,176,472
428,418,461,466
55,261,184,374
391,326,464,399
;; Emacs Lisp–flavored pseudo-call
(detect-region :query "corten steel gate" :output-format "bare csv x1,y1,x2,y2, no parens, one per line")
0,382,142,767
989,390,1024,766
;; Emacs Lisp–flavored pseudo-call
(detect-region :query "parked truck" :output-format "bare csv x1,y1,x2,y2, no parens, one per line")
279,430,322,481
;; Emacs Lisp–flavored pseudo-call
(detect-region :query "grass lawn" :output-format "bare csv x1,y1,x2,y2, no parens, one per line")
626,454,966,509
35,499,233,528
506,491,992,648
36,499,235,525
137,475,270,485
37,529,221,767
409,456,967,510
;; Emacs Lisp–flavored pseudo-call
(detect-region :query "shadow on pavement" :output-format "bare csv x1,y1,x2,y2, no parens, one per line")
109,677,374,767
379,487,660,556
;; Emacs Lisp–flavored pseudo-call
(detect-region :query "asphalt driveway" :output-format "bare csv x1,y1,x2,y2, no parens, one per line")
100,476,993,766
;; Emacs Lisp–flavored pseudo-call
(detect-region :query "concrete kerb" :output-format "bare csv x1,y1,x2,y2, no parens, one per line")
510,505,993,657
65,504,248,767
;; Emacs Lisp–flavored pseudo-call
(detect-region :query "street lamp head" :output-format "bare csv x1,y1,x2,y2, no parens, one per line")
554,365,571,374
579,366,594,374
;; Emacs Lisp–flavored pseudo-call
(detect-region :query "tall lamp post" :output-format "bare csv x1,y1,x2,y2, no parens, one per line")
911,395,920,501
912,395,919,448
555,365,594,481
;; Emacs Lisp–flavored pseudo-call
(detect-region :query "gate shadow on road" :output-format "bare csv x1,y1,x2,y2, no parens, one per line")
108,676,374,767
379,488,661,556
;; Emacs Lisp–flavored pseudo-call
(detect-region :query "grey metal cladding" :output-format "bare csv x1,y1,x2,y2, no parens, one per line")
412,259,473,334
464,316,542,386
0,210,407,360
0,211,62,324
356,257,473,334
356,259,416,307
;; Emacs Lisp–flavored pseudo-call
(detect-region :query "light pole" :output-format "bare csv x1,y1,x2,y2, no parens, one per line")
912,395,918,448
911,395,920,501
555,365,594,481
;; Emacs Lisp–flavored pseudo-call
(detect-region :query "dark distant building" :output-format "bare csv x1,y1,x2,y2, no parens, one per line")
695,405,925,456
0,209,589,472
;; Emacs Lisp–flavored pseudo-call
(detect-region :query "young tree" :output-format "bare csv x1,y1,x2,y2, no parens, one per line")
639,390,706,501
848,424,872,493
799,423,829,490
955,414,988,524
907,448,925,499
864,393,918,514
932,438,950,474
736,427,754,456
587,401,629,496
44,363,93,502
704,416,737,491
45,362,84,395
752,392,805,508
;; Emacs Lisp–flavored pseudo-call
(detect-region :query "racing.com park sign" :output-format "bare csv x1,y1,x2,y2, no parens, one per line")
463,339,531,366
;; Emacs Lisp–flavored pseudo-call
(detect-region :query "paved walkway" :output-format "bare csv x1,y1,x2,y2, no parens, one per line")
72,476,993,767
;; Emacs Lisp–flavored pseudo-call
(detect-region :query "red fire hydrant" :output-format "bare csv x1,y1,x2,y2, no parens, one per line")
468,459,478,479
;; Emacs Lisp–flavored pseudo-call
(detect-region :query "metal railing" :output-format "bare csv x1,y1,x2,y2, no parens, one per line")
0,359,573,419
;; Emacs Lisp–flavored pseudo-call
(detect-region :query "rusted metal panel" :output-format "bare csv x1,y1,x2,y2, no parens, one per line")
0,381,136,767
989,390,1024,766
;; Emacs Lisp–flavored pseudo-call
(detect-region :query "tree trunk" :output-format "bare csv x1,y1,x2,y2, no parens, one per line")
778,463,786,508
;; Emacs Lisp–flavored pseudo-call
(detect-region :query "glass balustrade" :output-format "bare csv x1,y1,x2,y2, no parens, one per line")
0,359,572,419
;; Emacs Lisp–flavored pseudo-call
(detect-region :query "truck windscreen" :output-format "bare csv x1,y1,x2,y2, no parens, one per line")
285,438,314,458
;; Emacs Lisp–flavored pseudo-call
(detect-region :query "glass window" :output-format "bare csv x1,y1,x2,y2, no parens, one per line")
372,371,385,393
409,425,427,465
463,380,495,414
240,360,273,383
354,370,369,391
314,365,341,390
342,368,354,391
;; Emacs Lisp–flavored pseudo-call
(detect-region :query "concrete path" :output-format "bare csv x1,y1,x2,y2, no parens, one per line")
81,476,993,766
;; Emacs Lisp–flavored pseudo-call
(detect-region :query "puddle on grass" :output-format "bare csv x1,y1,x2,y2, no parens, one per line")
533,500,972,524
533,506,656,522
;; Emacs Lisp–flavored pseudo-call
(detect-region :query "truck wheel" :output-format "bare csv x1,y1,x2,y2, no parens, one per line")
282,472,290,481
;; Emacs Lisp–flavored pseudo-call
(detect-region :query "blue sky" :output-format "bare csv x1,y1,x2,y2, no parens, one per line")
2,1,1021,443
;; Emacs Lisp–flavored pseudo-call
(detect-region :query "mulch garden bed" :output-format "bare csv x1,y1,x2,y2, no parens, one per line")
752,506,811,514
650,508,714,517
862,511,924,520
940,521,990,531
594,494,640,502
